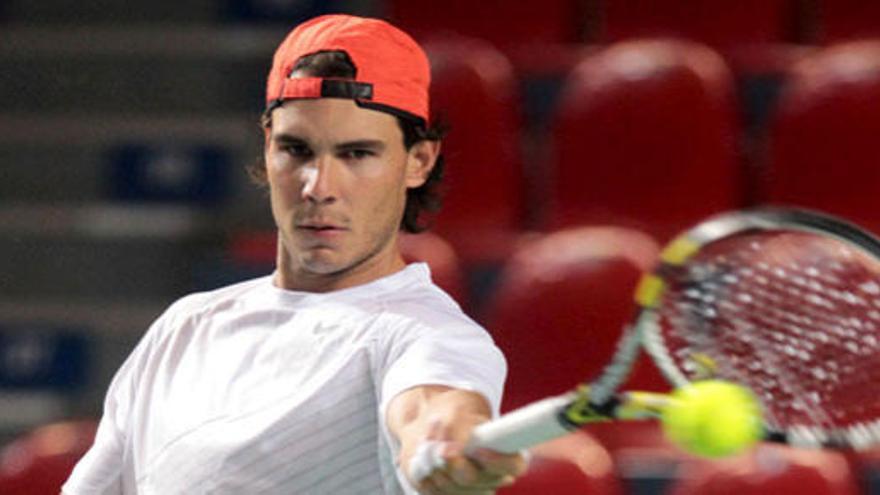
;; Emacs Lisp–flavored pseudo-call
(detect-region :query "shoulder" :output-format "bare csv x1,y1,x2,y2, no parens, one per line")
151,275,272,337
378,265,483,336
374,268,507,415
373,267,500,362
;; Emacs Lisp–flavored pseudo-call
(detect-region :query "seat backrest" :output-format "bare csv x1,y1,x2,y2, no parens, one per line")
761,41,880,234
423,36,526,263
0,420,98,495
599,0,798,47
548,39,744,241
815,0,880,43
389,0,583,52
666,445,861,495
484,226,663,411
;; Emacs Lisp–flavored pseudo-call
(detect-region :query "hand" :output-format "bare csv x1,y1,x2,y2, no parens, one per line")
409,440,526,495
406,418,527,494
388,386,528,494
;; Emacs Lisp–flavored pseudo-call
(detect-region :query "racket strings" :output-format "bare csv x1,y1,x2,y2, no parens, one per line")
680,271,836,437
657,232,880,447
659,242,838,435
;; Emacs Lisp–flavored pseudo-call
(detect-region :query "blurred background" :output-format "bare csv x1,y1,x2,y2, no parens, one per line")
2,0,880,493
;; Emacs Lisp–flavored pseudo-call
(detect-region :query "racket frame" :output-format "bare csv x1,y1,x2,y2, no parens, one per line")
618,208,880,449
471,208,880,453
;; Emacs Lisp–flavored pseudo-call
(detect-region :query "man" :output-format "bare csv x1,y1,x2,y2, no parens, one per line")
63,14,525,495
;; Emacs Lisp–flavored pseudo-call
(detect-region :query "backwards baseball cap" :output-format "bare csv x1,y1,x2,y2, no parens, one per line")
265,14,431,124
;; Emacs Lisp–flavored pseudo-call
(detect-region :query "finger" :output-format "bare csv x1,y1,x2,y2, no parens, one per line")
415,475,442,495
421,469,497,495
422,469,455,491
412,441,521,492
444,456,481,486
409,441,448,483
470,448,529,477
444,456,513,490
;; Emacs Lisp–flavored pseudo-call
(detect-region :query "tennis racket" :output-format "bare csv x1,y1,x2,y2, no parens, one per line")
469,208,880,453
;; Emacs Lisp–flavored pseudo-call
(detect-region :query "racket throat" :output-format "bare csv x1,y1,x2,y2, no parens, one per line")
560,386,624,427
561,387,669,427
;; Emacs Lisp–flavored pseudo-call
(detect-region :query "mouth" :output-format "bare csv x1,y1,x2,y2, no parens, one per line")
295,220,349,237
297,223,345,231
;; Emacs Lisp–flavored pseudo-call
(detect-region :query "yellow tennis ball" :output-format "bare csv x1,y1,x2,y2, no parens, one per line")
661,380,763,457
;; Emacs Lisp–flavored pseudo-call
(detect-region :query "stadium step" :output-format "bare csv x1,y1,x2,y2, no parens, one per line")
1,0,221,25
0,203,225,300
0,25,283,115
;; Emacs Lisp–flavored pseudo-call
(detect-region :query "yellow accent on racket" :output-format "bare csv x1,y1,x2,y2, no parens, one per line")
660,236,700,265
635,274,665,307
562,386,608,425
615,391,670,419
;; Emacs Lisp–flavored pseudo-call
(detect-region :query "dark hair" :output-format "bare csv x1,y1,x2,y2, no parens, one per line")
250,50,446,233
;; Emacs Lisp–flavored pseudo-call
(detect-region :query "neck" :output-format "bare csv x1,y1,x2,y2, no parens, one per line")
273,232,407,293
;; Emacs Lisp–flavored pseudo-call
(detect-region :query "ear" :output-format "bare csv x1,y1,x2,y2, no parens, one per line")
405,140,441,189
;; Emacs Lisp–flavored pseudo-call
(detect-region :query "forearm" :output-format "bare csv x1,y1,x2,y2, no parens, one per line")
388,385,490,449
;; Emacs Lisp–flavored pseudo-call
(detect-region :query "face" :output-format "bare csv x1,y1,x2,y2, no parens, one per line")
264,98,437,292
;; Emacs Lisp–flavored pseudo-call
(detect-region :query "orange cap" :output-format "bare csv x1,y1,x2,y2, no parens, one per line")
265,14,431,123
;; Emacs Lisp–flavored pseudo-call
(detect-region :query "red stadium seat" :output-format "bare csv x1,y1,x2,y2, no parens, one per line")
547,39,745,241
389,1,584,54
484,226,663,411
599,0,799,48
423,36,527,264
760,41,880,234
815,0,880,43
666,445,861,495
0,420,98,495
499,431,624,495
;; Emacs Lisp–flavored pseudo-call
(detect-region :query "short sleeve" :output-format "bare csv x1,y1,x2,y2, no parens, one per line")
379,322,507,419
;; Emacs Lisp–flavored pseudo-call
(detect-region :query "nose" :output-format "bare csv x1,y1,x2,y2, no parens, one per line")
301,156,340,204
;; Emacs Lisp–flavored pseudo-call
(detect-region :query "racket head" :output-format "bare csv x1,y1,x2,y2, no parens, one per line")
638,208,880,449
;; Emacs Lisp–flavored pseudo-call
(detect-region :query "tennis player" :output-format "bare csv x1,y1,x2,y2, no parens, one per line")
63,13,524,495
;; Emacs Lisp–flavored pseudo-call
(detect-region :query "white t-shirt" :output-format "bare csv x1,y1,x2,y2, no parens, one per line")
63,263,506,495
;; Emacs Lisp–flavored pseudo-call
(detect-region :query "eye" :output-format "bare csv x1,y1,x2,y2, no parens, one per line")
281,143,313,159
342,149,375,160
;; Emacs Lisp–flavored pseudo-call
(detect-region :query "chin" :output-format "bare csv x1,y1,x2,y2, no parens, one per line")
299,256,351,276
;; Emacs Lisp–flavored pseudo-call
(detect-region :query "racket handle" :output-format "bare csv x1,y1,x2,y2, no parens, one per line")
467,394,576,454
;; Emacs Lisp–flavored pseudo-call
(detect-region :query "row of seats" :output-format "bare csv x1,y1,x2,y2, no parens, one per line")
6,0,878,48
422,35,880,266
391,0,880,50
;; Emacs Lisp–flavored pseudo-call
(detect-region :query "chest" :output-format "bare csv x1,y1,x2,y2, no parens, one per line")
134,347,385,493
130,309,384,477
163,309,370,406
